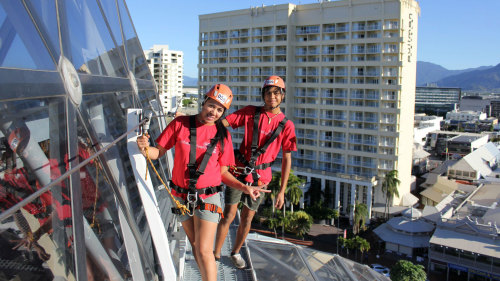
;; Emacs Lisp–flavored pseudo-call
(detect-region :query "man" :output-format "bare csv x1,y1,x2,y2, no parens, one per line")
214,76,297,268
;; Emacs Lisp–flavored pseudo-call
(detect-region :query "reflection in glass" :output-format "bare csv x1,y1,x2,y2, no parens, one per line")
0,98,76,280
0,2,56,70
61,0,127,77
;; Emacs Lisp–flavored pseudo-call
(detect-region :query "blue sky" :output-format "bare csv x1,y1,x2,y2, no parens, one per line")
127,0,500,77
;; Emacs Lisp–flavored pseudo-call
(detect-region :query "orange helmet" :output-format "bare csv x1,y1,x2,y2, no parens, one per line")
262,75,286,97
205,84,233,110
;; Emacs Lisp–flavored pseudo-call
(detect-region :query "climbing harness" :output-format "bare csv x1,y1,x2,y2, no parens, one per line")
233,106,288,184
143,115,224,217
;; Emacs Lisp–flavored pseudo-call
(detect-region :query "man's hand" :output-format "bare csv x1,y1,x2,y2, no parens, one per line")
275,192,285,209
244,184,270,201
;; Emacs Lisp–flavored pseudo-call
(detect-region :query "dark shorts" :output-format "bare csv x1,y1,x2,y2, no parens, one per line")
176,192,222,224
225,182,267,211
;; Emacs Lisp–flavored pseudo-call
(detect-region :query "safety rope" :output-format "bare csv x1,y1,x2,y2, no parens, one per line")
90,160,100,233
144,146,190,216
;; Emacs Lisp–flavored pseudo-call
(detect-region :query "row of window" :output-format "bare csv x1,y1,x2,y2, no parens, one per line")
201,20,399,40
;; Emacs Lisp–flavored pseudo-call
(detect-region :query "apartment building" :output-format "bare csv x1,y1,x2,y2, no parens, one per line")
144,45,184,113
199,0,420,219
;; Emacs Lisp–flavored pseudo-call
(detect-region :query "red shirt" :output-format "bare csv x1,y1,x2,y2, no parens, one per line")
0,167,52,224
225,106,297,184
156,115,235,199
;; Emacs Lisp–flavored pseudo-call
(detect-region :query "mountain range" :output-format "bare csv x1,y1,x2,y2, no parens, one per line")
183,61,500,92
417,61,500,91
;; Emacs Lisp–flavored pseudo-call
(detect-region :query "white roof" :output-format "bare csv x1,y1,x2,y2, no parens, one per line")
452,142,500,178
401,193,419,207
386,216,435,233
373,222,431,248
430,227,500,257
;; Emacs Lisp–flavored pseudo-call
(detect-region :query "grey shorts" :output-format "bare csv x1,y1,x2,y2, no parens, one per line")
176,192,222,224
225,183,267,211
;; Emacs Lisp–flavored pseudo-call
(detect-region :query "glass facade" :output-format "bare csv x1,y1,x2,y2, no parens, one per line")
0,1,162,280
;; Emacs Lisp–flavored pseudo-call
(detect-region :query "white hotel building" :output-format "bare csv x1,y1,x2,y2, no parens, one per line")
144,45,184,113
199,0,420,219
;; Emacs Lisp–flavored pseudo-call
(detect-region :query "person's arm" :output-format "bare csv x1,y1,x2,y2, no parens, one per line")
136,135,167,160
275,151,292,209
222,118,230,127
221,166,269,200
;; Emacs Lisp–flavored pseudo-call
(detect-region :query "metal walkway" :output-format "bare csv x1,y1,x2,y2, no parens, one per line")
183,215,255,281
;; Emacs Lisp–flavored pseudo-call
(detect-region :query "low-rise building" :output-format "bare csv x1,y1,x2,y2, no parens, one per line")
447,142,500,181
446,109,487,122
373,208,434,259
424,131,488,159
414,114,443,146
428,183,500,281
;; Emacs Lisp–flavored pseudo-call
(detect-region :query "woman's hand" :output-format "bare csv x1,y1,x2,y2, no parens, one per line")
136,134,150,152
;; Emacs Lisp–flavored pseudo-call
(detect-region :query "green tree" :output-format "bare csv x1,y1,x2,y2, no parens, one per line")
337,237,347,256
269,170,304,213
285,211,312,238
353,202,368,234
353,236,370,262
390,260,427,281
285,173,304,213
268,172,283,214
345,237,355,257
266,217,281,238
382,170,401,220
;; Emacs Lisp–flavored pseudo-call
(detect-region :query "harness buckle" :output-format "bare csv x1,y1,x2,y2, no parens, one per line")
188,178,198,188
187,192,198,203
186,192,198,216
244,166,255,175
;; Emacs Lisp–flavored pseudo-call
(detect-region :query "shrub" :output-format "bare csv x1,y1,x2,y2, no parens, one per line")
285,211,313,238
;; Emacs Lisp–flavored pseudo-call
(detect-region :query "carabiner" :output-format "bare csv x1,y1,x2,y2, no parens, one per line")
186,192,198,216
244,166,255,175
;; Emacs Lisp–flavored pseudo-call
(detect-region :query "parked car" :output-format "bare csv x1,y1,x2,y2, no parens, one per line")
370,264,390,277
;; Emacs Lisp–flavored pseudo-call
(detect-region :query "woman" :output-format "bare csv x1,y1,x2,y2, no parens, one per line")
137,84,268,281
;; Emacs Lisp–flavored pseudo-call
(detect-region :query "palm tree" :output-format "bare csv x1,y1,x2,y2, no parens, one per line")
286,173,304,213
382,169,401,220
354,236,370,262
268,172,283,214
353,202,368,234
337,237,347,256
269,170,304,213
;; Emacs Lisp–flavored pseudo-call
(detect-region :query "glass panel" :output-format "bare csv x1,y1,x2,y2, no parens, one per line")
249,241,315,281
61,0,127,77
75,120,133,280
80,91,156,276
25,0,61,59
0,2,56,70
99,0,128,75
117,0,151,79
99,0,124,47
0,97,76,280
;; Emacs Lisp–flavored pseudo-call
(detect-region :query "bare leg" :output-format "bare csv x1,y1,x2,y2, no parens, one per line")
214,204,238,258
194,216,218,281
181,218,199,265
232,206,256,254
